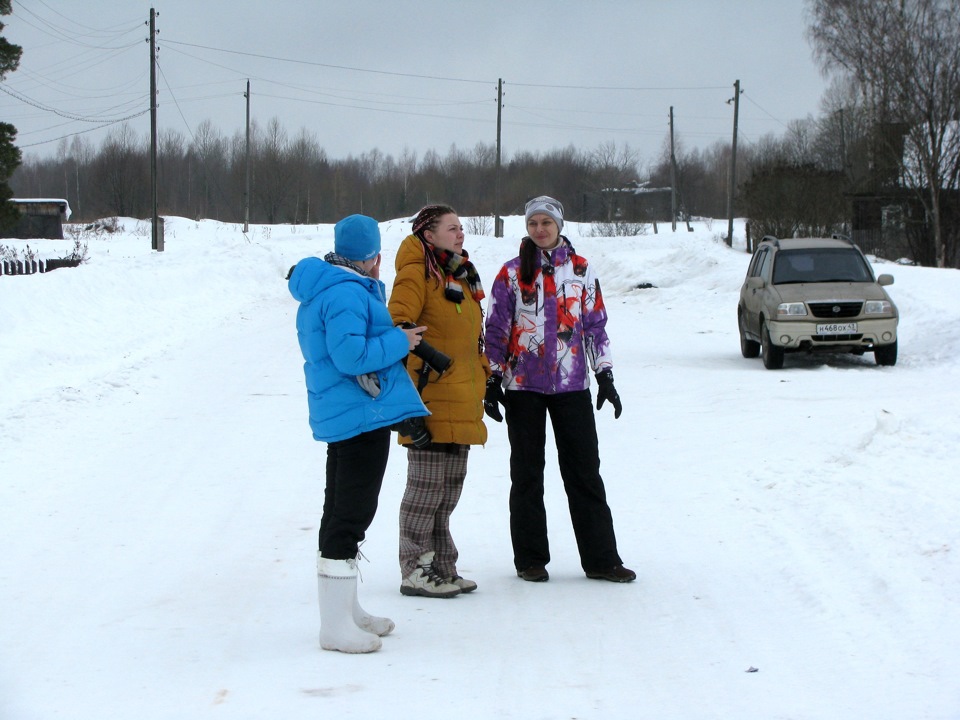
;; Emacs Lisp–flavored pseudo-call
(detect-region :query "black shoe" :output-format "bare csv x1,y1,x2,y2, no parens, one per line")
585,564,636,583
517,566,549,582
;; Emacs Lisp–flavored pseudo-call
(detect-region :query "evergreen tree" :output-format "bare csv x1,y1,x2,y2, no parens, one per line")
0,0,23,232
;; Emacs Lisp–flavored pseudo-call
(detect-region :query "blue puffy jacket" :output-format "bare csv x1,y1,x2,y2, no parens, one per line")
288,256,427,442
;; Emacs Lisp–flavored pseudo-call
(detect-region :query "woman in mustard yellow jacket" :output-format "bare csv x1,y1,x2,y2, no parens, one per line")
388,204,489,598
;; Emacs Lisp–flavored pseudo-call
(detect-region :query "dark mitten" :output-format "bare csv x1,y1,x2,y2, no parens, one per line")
595,370,622,419
483,374,506,423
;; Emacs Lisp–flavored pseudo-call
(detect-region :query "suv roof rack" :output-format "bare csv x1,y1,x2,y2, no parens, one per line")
831,232,854,244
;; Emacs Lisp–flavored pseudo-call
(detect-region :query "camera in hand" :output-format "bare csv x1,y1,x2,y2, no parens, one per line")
399,322,453,376
392,415,432,448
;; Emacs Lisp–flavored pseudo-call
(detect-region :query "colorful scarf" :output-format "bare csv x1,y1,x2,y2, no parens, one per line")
422,241,485,305
324,251,370,277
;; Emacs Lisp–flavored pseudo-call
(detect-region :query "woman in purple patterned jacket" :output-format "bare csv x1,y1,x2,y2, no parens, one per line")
483,195,635,584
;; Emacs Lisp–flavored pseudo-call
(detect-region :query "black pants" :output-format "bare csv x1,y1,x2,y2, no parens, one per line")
319,427,391,560
505,389,622,572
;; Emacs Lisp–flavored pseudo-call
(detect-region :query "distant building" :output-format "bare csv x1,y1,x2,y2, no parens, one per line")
582,181,673,223
9,198,73,239
848,189,960,265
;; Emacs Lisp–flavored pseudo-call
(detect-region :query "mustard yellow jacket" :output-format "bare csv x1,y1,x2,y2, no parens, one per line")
387,235,489,445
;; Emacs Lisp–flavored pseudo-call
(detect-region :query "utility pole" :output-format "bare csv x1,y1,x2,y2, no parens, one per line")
244,79,251,233
725,79,741,248
494,78,503,238
149,8,162,251
669,106,677,232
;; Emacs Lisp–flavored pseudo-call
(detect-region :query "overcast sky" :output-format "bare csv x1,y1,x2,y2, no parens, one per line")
2,0,831,168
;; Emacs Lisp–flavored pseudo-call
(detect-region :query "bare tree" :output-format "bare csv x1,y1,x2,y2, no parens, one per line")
808,0,960,266
190,120,228,220
89,124,148,217
811,77,873,183
781,118,820,165
68,135,93,219
589,141,640,186
287,128,322,223
586,141,640,221
396,147,418,213
158,128,187,216
253,117,290,223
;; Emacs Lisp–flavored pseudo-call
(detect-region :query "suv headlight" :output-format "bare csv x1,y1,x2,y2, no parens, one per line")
864,300,893,314
776,302,807,317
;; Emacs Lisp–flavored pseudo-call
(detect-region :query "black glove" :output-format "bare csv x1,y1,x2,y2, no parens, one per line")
595,370,622,419
483,374,506,423
392,416,432,449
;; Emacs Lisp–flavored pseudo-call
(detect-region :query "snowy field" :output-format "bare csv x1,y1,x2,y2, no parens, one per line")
1,214,958,719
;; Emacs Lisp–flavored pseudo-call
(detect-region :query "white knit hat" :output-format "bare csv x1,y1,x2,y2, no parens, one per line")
524,196,564,232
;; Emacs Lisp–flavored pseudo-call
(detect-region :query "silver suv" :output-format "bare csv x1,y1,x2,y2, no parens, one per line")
738,236,899,369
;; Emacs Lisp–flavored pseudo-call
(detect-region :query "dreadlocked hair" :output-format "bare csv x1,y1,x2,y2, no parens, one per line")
412,204,457,241
412,204,457,285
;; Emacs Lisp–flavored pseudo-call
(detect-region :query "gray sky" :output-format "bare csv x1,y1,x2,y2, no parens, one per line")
2,0,830,168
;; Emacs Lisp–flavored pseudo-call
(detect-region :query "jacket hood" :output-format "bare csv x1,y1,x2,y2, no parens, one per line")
395,234,427,273
288,256,380,304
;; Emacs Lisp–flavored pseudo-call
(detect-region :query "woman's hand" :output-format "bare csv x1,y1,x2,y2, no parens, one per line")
401,324,428,351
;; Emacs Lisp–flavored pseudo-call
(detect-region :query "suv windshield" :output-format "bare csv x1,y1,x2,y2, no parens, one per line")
772,248,873,284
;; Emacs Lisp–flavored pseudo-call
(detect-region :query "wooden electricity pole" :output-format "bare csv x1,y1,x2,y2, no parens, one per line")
244,80,251,233
149,8,162,251
725,79,741,248
494,78,503,238
670,106,677,232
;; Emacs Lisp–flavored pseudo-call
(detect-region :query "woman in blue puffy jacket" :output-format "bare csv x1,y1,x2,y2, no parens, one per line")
288,214,427,654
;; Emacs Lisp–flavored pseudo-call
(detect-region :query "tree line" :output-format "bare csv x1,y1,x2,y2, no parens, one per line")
5,0,960,267
8,119,734,227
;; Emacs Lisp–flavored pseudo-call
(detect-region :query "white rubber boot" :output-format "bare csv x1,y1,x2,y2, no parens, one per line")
317,556,382,653
335,553,395,636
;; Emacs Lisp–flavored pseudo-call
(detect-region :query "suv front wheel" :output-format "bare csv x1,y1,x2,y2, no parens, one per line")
739,308,760,358
874,340,898,366
761,321,785,370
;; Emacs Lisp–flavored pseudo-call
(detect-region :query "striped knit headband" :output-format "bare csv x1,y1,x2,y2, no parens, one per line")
412,205,452,239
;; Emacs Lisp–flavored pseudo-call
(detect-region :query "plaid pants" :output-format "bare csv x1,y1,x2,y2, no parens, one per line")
398,444,469,577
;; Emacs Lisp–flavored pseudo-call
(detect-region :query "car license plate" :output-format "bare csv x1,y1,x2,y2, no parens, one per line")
817,322,858,334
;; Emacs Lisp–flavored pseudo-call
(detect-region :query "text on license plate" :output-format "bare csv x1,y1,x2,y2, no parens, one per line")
817,322,858,334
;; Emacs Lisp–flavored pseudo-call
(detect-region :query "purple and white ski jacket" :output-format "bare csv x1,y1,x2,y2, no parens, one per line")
484,238,613,394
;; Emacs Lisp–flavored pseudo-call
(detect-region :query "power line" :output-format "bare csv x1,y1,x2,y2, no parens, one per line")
163,38,732,95
28,0,141,35
0,84,148,124
252,91,495,128
508,105,663,136
162,43,490,110
163,39,493,85
6,12,747,157
11,4,142,49
742,92,793,131
14,112,150,148
508,80,729,92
